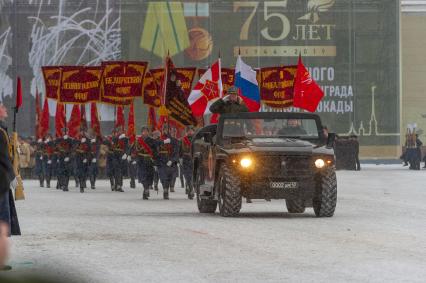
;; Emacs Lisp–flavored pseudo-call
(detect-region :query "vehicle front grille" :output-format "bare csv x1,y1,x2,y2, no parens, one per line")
255,155,313,177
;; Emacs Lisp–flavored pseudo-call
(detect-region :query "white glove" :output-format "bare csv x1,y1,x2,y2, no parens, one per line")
57,159,60,163
44,139,50,143
153,166,158,172
127,156,132,162
83,159,87,163
47,160,52,164
81,138,87,143
64,135,69,140
10,177,17,190
92,158,97,163
37,138,42,143
132,161,137,165
119,134,126,139
167,160,172,167
179,158,183,164
91,139,96,143
222,95,230,101
164,138,171,144
122,154,128,160
64,157,70,162
40,156,43,160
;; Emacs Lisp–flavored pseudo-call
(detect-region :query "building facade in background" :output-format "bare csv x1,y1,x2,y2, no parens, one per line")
0,0,400,158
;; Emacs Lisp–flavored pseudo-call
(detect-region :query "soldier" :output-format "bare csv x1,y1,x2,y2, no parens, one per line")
132,126,156,199
169,127,179,193
127,137,137,189
180,126,195,199
74,130,90,193
33,138,45,187
103,131,116,191
151,130,161,192
88,134,100,190
111,130,128,192
56,128,74,191
155,125,179,199
42,134,55,188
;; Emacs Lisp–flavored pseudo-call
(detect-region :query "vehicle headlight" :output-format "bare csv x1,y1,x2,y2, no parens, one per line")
240,157,253,168
315,158,325,168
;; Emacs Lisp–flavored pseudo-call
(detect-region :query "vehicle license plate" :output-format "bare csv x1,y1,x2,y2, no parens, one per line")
270,181,298,189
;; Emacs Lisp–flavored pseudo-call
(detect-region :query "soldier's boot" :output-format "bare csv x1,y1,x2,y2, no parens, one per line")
170,178,176,192
170,186,175,193
163,189,169,200
188,185,194,200
63,177,69,192
46,178,51,188
130,178,136,189
56,180,60,190
80,178,86,189
154,182,159,191
143,186,150,200
75,178,79,188
109,177,115,191
116,186,124,192
180,176,185,189
246,198,252,203
185,184,189,195
90,176,96,189
39,176,44,187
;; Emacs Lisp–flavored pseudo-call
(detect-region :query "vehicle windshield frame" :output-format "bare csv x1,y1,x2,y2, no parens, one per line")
216,112,324,146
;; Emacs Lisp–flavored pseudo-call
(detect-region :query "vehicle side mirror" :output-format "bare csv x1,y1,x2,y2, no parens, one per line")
326,133,336,148
203,132,213,144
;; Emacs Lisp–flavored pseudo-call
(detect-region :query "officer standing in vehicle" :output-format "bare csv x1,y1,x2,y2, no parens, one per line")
56,128,74,191
180,126,195,199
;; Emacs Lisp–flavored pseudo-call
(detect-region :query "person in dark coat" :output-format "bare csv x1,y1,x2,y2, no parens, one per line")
56,128,74,192
103,132,115,191
132,126,156,199
111,130,128,192
180,126,195,199
42,134,55,188
127,138,137,189
74,130,90,193
0,103,20,241
209,86,249,114
88,135,100,190
33,138,45,187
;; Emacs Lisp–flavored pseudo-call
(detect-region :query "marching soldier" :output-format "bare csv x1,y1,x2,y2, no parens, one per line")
88,135,100,190
169,127,179,193
74,130,90,193
42,134,55,188
155,125,179,200
132,126,156,199
33,138,45,187
111,130,128,192
127,138,137,189
56,128,74,191
103,131,115,191
180,126,195,199
151,130,161,192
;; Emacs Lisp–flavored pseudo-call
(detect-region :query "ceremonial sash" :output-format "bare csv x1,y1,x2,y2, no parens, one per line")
137,137,153,157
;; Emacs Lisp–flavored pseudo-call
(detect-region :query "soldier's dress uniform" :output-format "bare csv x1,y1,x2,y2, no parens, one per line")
132,135,156,199
33,139,45,187
103,136,115,190
42,139,56,188
88,137,100,189
56,135,74,191
180,134,194,199
127,139,137,189
155,134,179,199
74,136,90,192
111,134,128,192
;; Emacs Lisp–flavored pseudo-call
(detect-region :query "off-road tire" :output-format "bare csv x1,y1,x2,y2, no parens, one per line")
195,167,217,213
285,199,306,213
313,168,337,217
218,164,242,217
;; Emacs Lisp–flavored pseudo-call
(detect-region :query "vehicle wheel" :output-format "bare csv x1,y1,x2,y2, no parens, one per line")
285,199,305,213
313,168,337,217
218,164,242,217
195,167,217,213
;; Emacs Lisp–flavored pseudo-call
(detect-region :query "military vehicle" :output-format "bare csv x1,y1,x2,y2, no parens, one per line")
191,112,337,217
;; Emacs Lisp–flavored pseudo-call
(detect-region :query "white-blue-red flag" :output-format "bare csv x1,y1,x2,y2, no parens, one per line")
234,56,260,112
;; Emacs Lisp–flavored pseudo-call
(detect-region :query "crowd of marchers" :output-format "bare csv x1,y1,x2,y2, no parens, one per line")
17,124,196,200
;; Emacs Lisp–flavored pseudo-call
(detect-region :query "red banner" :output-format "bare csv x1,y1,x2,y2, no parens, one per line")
59,66,102,104
143,71,161,107
99,93,133,105
42,66,61,99
198,68,235,95
260,66,297,108
175,68,196,98
102,61,148,99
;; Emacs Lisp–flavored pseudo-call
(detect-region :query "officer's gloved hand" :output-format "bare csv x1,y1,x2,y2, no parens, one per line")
153,166,158,172
92,158,97,163
81,138,86,143
40,156,43,160
119,134,126,139
47,160,52,164
179,158,183,165
127,156,132,162
64,135,69,140
166,160,172,167
83,159,87,163
64,157,70,162
10,177,17,190
122,153,128,160
164,138,171,144
132,161,137,165
91,139,96,143
222,95,230,101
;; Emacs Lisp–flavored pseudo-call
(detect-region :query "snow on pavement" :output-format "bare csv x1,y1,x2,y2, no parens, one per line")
4,164,426,282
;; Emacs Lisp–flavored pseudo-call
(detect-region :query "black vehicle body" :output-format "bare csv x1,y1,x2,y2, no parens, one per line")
192,112,337,217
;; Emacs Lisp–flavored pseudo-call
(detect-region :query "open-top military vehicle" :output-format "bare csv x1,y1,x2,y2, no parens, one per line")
191,112,337,217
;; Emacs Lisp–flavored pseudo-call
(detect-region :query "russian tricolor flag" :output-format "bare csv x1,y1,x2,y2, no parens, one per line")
235,56,260,112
